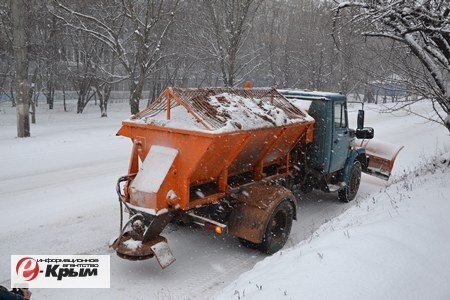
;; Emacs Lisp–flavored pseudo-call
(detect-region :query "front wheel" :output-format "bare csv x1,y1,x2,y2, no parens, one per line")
338,161,362,202
260,200,294,254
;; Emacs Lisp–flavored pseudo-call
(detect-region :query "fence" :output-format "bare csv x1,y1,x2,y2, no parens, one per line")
0,90,154,104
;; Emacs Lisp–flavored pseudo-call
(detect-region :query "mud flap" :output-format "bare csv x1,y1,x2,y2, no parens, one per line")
352,138,404,181
150,241,176,269
228,183,296,244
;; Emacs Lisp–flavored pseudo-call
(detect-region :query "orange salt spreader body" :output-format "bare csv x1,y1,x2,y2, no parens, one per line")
111,87,402,269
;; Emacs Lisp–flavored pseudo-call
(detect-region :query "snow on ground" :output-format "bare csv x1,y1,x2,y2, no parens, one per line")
0,99,449,299
216,153,450,300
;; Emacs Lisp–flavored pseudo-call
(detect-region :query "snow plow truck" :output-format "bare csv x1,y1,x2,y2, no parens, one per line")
112,87,403,268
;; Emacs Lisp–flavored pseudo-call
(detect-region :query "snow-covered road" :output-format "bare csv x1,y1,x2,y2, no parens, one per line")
0,100,448,299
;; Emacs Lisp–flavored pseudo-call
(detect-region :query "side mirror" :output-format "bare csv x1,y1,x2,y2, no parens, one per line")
357,110,365,129
355,127,374,139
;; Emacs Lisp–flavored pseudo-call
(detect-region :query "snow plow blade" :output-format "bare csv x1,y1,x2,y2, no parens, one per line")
353,138,404,181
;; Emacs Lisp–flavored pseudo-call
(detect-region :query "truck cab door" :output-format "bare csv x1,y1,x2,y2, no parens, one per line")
329,101,351,173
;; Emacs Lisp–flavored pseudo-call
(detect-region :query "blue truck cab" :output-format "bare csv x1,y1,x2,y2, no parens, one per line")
280,89,374,201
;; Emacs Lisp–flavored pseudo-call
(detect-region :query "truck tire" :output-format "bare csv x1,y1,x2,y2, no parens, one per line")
260,200,294,254
338,160,362,202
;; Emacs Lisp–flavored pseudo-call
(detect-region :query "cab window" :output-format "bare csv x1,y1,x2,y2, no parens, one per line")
334,102,347,128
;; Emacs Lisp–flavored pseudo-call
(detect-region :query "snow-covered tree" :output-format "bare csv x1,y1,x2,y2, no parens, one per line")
334,0,450,132
54,0,180,114
182,0,263,87
0,1,15,107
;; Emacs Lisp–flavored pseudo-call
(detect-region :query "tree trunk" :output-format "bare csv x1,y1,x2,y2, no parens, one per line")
45,85,54,110
99,96,108,117
76,85,90,114
130,91,140,115
46,74,54,109
49,86,54,110
29,86,36,124
62,85,67,112
29,67,37,124
45,86,54,109
96,84,111,118
11,0,30,137
130,79,144,115
10,83,16,107
30,96,36,124
77,95,84,113
100,103,107,117
103,84,111,117
80,90,96,113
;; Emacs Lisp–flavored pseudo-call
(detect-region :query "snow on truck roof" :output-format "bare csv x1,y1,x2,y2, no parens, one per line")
279,89,347,113
279,89,347,101
130,87,314,132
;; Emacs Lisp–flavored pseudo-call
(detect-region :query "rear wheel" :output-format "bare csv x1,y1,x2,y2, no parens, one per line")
260,200,294,254
338,161,362,202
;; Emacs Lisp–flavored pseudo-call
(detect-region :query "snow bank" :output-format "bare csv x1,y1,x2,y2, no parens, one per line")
142,92,311,132
216,153,450,300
